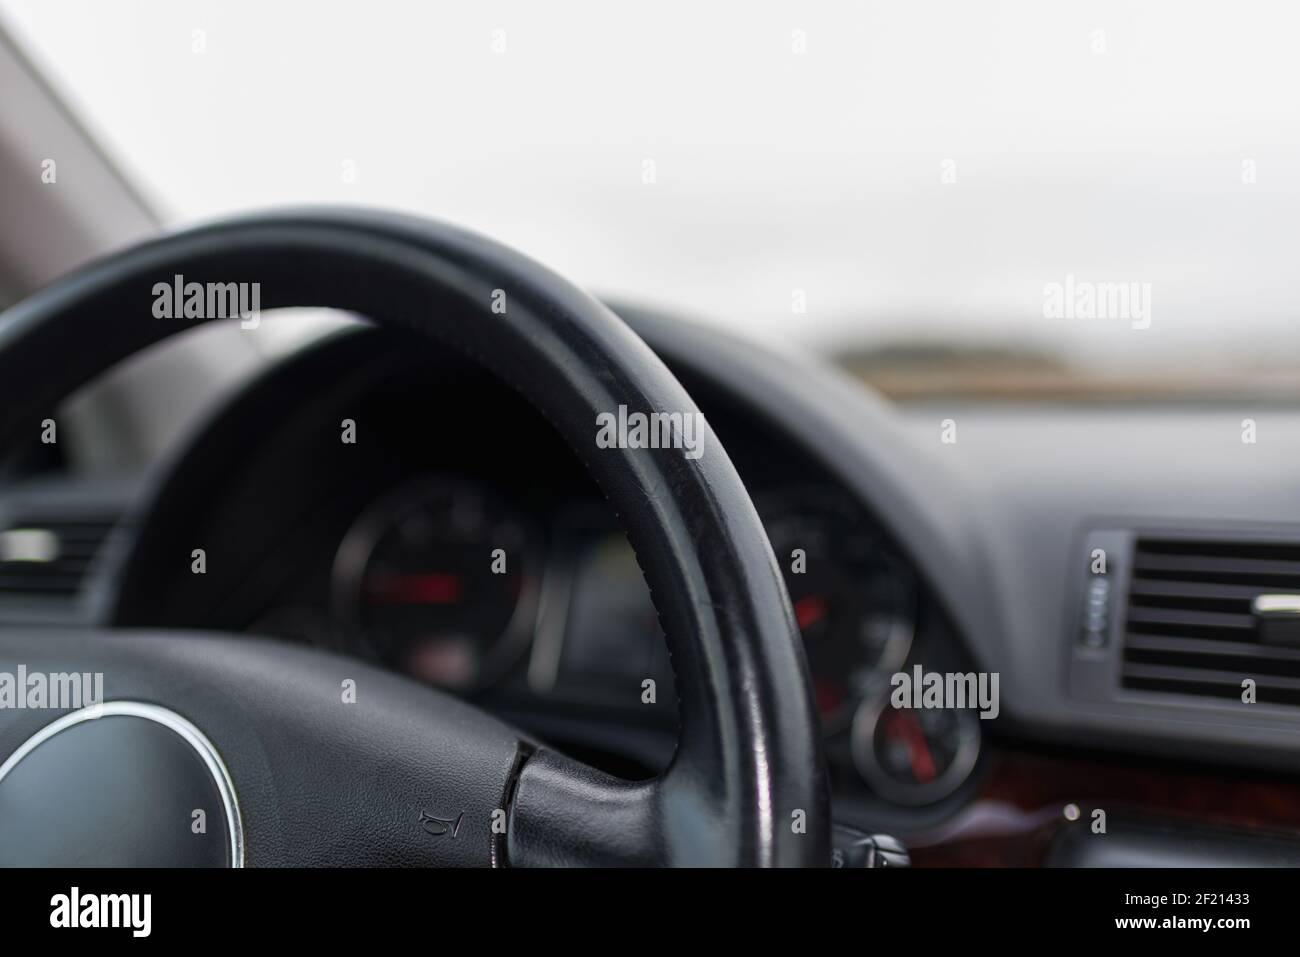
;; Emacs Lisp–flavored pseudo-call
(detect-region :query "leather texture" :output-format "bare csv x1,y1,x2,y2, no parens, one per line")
0,209,830,866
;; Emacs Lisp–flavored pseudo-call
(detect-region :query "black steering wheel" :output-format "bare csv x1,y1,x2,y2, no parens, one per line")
0,209,829,867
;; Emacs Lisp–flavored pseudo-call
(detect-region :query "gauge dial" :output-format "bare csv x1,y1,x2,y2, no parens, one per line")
850,697,981,805
759,491,917,731
332,479,540,691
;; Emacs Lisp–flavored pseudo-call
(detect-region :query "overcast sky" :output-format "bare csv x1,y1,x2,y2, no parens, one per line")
3,0,1299,364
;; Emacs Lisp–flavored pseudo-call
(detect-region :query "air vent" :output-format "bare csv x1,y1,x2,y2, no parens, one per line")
0,517,117,601
1121,537,1300,706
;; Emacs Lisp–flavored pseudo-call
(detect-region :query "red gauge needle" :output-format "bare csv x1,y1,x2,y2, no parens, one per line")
888,709,937,784
364,572,466,604
793,593,828,631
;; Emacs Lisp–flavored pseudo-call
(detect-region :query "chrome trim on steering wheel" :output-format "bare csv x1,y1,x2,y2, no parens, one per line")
0,700,245,867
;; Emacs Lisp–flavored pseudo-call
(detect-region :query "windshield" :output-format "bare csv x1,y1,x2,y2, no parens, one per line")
3,0,1299,399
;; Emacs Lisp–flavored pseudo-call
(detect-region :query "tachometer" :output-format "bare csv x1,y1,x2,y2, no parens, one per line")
332,479,541,691
759,490,917,732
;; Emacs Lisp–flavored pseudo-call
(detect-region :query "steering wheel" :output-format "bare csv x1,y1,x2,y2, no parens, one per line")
0,209,829,867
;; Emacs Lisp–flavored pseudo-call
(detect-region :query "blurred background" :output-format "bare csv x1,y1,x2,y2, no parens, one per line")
1,0,1299,401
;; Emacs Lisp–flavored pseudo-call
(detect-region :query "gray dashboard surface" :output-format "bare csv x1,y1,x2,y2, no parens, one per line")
626,306,1300,770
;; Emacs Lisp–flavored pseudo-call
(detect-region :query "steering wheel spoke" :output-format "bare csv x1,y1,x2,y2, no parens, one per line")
506,749,666,867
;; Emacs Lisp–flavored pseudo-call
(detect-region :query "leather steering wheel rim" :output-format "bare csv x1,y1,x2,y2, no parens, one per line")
0,208,829,867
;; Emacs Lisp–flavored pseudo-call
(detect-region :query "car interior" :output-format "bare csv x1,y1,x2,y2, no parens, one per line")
0,2,1298,881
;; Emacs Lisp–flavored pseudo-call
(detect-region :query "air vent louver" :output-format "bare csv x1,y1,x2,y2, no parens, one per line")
1121,537,1300,706
0,518,116,601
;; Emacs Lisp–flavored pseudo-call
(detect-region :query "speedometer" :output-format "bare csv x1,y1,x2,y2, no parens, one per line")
331,479,541,691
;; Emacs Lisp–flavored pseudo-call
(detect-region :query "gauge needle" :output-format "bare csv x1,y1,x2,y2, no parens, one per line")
364,572,466,604
793,594,828,631
888,709,937,784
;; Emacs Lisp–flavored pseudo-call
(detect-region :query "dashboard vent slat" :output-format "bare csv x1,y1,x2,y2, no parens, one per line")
1121,537,1300,706
0,518,116,601
1125,606,1255,631
1127,579,1269,602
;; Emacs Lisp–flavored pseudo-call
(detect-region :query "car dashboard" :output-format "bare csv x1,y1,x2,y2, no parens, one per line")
2,307,1300,866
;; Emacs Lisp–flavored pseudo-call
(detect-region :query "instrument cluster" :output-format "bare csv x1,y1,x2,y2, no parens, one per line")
308,473,980,807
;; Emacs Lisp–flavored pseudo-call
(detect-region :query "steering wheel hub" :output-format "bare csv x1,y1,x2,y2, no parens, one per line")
0,701,242,866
